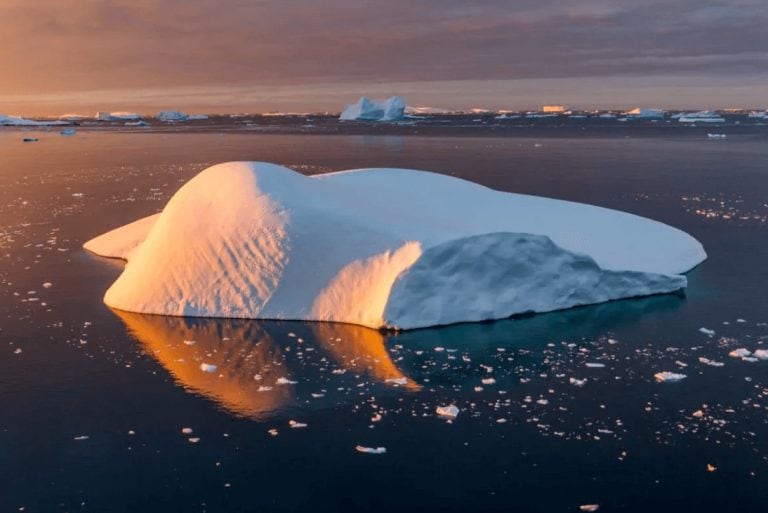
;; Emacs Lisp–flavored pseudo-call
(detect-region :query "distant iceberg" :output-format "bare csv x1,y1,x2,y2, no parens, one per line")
86,162,706,330
405,106,452,115
157,111,189,122
626,108,665,119
340,96,405,121
96,111,142,121
677,111,726,123
0,114,69,126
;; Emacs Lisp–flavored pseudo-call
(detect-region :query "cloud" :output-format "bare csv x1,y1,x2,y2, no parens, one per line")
1,0,766,110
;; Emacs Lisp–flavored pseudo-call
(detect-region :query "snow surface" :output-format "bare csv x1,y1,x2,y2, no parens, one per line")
85,162,706,330
340,96,405,121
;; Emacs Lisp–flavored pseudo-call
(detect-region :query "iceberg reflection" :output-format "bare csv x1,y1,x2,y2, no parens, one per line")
114,311,417,420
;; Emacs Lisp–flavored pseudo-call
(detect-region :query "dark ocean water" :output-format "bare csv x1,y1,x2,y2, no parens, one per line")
1,129,767,512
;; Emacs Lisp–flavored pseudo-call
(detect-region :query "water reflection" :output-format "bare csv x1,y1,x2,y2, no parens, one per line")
114,311,418,420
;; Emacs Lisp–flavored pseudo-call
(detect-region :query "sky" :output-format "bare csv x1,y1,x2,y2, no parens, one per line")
1,0,766,115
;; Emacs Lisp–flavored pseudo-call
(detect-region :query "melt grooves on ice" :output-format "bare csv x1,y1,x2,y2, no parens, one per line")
84,162,706,330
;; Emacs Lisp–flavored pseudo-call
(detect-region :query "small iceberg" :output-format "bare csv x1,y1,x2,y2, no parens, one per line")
96,111,142,121
0,114,69,126
158,111,190,122
340,96,405,121
677,111,726,123
626,108,665,119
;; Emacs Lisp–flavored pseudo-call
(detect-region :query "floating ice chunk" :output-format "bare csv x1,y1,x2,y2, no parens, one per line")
698,357,724,367
729,348,751,358
580,505,600,512
742,356,759,363
42,282,53,288
181,427,193,434
585,363,605,368
268,428,279,436
699,327,716,336
385,377,408,385
356,445,387,454
73,435,90,441
569,377,587,387
257,386,273,392
199,363,218,373
13,348,22,355
481,378,496,385
60,128,77,136
188,437,200,443
692,409,704,418
276,377,298,385
436,405,460,419
288,420,307,429
753,349,768,360
654,371,687,383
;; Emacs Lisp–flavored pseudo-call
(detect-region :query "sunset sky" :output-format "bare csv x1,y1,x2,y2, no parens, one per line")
2,0,766,115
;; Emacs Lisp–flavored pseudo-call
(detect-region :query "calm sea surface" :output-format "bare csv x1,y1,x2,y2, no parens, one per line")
1,129,767,512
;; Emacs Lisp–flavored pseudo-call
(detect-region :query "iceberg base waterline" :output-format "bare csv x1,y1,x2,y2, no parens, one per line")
85,162,706,330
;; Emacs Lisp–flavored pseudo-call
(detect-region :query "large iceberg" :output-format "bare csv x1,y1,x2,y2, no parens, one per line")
339,96,405,121
85,162,705,330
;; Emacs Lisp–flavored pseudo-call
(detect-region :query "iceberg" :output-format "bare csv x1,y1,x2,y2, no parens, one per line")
626,108,665,119
96,111,142,121
340,96,405,121
677,111,726,123
0,114,69,126
157,110,190,122
85,162,706,330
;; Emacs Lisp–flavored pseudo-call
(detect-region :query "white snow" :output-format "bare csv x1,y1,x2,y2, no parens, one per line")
84,162,706,330
654,371,687,383
340,96,405,121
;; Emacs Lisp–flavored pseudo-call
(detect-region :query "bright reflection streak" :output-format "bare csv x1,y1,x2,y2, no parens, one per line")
115,311,417,420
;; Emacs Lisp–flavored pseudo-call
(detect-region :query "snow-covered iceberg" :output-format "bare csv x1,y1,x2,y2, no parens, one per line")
0,114,69,126
96,111,142,121
340,96,405,121
157,110,189,122
626,108,665,119
85,162,706,330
